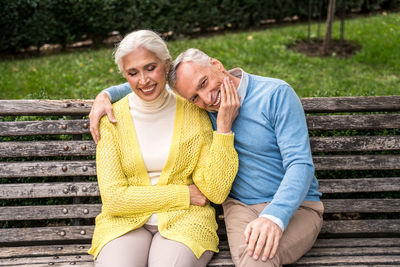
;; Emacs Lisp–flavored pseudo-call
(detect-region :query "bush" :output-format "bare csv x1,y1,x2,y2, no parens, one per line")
0,0,399,53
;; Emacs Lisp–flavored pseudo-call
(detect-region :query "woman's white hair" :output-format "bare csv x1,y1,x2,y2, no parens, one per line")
168,48,211,88
114,30,171,73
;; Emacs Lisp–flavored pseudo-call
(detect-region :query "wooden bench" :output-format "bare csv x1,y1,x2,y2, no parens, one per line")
0,96,399,267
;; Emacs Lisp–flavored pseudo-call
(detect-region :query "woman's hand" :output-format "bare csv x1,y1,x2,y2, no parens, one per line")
216,77,240,133
89,92,117,144
189,184,208,206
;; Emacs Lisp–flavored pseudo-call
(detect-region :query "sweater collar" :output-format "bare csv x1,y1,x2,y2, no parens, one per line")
128,88,175,114
228,68,247,106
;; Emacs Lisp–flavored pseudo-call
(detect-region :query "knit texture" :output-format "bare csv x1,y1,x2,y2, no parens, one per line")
88,94,238,259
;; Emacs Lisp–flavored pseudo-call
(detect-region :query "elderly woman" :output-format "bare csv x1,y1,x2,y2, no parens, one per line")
88,30,239,267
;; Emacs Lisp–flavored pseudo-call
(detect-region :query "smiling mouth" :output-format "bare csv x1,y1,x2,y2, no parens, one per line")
212,91,221,106
141,84,156,93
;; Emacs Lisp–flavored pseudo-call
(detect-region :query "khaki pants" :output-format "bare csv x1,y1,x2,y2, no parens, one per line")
222,198,324,267
95,225,213,267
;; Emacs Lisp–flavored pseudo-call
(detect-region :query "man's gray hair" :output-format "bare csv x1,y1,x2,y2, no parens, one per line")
168,48,211,88
114,30,171,73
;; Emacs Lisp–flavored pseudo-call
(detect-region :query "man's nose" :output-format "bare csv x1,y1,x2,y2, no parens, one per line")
198,91,212,106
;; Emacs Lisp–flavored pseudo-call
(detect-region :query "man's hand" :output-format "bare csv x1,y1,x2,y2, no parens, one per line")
89,92,116,144
188,184,208,206
216,77,240,133
244,217,283,261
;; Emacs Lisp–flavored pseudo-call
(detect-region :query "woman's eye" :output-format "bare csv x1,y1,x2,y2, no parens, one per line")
147,65,156,71
128,72,137,77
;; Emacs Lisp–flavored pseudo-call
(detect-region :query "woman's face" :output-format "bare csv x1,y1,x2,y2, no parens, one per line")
123,46,169,102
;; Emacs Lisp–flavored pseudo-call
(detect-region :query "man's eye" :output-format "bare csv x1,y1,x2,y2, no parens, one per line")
201,79,207,88
192,96,199,103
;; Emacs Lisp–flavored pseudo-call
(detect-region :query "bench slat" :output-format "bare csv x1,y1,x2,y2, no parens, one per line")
1,155,398,179
1,220,398,244
1,113,398,137
314,155,400,170
1,136,398,159
294,255,400,265
0,244,90,258
2,177,398,200
2,199,399,221
0,120,90,137
0,182,99,199
304,246,400,257
0,254,93,266
301,96,400,113
0,100,92,116
319,177,400,193
307,114,400,130
313,237,400,248
320,219,400,235
1,97,399,116
0,204,101,221
310,136,400,152
0,141,96,158
0,161,96,178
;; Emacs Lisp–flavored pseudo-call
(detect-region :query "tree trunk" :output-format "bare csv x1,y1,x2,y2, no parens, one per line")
323,0,336,55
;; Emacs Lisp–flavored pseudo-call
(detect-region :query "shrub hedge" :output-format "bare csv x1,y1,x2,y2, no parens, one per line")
1,0,399,53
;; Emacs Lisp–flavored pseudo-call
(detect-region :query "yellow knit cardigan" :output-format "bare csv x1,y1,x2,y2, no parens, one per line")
88,94,238,259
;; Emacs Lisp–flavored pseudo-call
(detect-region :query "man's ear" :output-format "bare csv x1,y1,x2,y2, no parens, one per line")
209,57,225,71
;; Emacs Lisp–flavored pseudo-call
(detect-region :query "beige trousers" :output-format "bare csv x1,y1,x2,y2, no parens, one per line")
222,198,324,267
94,225,214,267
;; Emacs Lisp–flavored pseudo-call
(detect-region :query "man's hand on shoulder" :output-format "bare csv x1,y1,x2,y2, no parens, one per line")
89,92,116,144
244,217,283,262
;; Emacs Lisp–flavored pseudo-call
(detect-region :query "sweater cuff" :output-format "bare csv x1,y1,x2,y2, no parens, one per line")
175,185,190,210
212,131,235,147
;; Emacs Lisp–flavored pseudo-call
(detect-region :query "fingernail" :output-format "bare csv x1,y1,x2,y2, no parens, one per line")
262,256,267,261
253,255,258,260
248,251,252,257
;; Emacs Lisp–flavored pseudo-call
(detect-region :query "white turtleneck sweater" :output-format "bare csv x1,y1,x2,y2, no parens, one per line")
128,89,176,225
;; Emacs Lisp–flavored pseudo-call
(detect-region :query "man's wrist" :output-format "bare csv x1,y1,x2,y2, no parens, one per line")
260,214,284,232
100,91,111,101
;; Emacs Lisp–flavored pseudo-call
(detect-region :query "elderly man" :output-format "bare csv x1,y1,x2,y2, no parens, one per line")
89,48,323,267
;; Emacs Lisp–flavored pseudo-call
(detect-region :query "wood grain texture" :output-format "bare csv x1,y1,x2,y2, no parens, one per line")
312,238,400,248
319,177,400,193
310,136,400,152
0,100,92,116
0,244,90,258
301,96,400,113
322,199,400,213
0,120,90,136
0,225,94,243
0,141,96,158
306,114,400,130
314,155,400,170
0,160,96,178
321,219,400,235
0,204,101,221
0,182,99,199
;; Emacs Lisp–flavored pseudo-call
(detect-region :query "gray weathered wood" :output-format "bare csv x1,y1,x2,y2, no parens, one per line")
306,114,400,130
0,204,101,221
0,120,90,136
0,244,90,258
304,246,400,257
0,100,92,116
313,238,400,248
0,141,96,158
293,255,400,265
301,95,400,113
0,160,96,178
0,226,94,243
0,254,93,266
314,155,400,170
0,182,99,199
321,219,400,235
319,177,400,193
310,136,400,152
322,199,400,213
2,198,398,221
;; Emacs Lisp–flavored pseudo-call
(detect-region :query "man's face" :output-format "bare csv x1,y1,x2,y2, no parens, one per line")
174,60,227,112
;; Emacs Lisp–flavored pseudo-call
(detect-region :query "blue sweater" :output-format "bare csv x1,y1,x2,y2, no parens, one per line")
103,71,321,229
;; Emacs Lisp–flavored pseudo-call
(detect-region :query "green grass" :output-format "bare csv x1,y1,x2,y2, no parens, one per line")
0,12,399,99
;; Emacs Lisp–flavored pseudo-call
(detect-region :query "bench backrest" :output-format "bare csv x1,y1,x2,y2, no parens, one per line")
0,96,399,249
